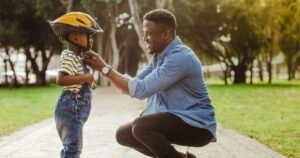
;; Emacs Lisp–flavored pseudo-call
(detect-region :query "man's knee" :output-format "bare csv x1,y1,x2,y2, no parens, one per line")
115,123,133,146
132,117,149,139
115,126,126,145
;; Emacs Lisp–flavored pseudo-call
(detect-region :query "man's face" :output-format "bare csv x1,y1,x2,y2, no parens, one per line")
143,20,168,54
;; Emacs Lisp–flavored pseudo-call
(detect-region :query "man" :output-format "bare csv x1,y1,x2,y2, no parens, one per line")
84,9,216,158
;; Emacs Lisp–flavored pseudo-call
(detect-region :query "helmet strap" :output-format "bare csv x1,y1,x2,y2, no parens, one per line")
86,33,91,51
66,33,90,53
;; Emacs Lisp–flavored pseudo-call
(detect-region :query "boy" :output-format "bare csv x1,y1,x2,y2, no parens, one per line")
49,12,103,158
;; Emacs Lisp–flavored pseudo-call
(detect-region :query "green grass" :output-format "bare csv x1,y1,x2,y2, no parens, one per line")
208,81,300,158
0,80,299,157
0,86,60,137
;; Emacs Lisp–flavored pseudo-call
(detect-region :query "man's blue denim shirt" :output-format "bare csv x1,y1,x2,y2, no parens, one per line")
128,36,217,141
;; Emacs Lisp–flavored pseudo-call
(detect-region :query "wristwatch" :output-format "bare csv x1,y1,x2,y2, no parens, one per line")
101,65,112,76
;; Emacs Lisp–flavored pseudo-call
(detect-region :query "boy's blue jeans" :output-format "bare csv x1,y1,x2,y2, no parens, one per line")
55,85,92,158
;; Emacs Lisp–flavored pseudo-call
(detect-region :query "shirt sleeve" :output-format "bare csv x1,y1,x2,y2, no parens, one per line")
128,53,191,99
135,57,154,80
59,54,79,75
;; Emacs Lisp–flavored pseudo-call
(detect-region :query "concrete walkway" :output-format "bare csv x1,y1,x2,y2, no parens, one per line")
0,88,286,158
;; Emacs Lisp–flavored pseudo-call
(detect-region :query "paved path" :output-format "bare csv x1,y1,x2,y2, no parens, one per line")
0,88,286,158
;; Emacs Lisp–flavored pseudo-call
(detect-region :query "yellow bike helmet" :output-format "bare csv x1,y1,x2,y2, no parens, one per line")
49,12,103,40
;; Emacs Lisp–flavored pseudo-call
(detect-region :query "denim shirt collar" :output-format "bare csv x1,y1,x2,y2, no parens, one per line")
154,36,182,65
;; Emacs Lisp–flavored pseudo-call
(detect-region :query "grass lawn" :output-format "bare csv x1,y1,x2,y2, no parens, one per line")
207,80,300,158
0,80,299,157
0,86,60,137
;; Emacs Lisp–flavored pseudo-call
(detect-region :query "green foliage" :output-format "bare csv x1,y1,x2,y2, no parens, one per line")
0,0,27,47
1,0,299,85
279,1,300,60
0,0,64,50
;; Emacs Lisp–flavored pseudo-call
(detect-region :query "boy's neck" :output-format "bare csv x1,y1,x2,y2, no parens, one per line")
67,42,82,56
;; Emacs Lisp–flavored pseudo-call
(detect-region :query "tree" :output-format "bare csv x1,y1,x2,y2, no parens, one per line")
174,0,265,84
82,0,143,87
19,0,64,86
0,0,64,86
222,1,265,84
278,0,300,80
0,0,27,87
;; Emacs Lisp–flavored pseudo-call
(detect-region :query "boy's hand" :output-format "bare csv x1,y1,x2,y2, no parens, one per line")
83,73,94,85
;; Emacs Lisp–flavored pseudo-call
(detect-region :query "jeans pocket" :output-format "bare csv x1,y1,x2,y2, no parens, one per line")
80,105,91,123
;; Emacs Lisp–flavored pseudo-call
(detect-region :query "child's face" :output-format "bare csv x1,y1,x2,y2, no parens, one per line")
68,32,94,49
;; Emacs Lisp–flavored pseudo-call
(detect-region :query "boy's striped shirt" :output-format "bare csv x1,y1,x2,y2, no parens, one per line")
59,50,84,92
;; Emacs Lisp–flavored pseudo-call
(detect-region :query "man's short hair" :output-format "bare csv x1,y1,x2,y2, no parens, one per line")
143,9,177,31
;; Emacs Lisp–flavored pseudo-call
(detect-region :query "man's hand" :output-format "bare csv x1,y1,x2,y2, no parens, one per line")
83,51,107,71
83,50,130,94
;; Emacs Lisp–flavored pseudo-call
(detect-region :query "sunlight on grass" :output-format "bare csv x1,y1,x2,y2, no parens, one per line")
0,86,60,137
207,80,300,158
0,79,299,157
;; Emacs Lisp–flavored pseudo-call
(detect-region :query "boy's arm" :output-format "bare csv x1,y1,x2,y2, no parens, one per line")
56,72,93,86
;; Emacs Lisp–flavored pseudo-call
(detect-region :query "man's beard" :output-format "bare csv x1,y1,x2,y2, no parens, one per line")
148,50,156,55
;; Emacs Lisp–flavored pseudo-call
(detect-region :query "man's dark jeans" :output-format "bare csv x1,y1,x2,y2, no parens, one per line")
116,112,213,158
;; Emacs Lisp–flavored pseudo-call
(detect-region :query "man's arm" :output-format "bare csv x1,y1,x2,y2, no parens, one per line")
106,69,130,93
128,53,190,99
83,51,130,93
83,51,190,99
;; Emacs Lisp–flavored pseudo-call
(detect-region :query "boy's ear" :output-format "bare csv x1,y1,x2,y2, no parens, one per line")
68,33,78,43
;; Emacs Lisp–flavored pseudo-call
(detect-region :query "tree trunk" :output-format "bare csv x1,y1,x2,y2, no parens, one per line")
25,48,53,86
100,31,113,87
110,16,120,69
249,61,254,85
39,71,47,86
25,49,41,86
258,57,264,82
267,30,276,84
41,49,53,86
220,62,229,85
96,32,104,86
233,64,247,84
287,57,293,80
25,55,29,86
5,47,19,87
223,67,229,85
128,0,150,61
3,58,8,86
267,61,272,84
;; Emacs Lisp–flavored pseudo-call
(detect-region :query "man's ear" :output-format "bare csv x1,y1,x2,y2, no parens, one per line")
163,29,171,40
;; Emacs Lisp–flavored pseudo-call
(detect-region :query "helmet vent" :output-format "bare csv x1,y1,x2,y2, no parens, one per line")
76,18,87,25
